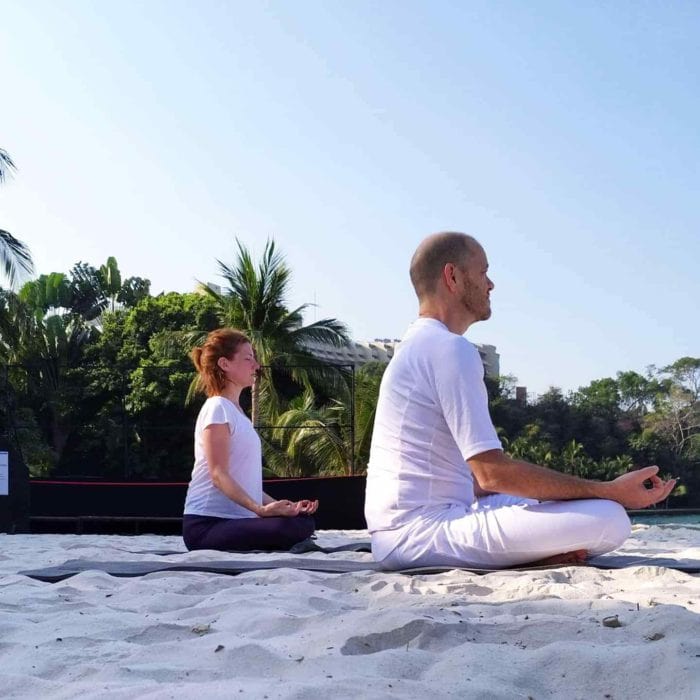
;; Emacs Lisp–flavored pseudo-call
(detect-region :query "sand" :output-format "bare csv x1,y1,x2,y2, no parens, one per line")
0,524,698,699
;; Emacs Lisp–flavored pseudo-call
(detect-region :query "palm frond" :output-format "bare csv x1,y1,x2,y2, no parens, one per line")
185,373,202,406
0,229,34,287
0,149,16,184
287,316,350,346
68,262,108,321
271,390,354,475
258,239,291,311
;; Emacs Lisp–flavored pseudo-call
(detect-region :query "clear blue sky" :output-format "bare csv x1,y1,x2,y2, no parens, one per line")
2,1,698,395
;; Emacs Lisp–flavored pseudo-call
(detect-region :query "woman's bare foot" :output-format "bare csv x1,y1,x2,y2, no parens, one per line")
527,549,588,567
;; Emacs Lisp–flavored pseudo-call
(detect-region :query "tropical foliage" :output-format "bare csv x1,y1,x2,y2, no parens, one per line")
0,240,697,505
269,362,384,476
0,148,34,287
488,364,699,504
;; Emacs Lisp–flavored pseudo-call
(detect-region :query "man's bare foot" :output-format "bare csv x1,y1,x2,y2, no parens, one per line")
527,549,588,567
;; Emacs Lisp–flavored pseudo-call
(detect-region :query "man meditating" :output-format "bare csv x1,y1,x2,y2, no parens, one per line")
365,232,676,570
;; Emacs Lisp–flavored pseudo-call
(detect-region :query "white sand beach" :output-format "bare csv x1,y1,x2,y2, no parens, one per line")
0,524,698,699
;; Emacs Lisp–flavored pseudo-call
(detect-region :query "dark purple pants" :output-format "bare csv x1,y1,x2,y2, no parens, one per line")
182,514,315,552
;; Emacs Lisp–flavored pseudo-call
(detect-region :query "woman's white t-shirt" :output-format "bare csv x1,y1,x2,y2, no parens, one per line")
365,318,503,533
183,396,263,519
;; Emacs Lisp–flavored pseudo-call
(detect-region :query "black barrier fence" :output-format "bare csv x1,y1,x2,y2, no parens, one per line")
28,475,367,533
0,362,357,482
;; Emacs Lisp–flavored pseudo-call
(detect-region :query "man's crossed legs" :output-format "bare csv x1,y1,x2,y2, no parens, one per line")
372,495,631,570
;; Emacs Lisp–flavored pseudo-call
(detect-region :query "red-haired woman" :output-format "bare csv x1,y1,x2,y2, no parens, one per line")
182,328,318,551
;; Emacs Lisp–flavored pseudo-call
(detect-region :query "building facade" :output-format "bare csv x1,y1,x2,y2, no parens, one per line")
304,338,500,378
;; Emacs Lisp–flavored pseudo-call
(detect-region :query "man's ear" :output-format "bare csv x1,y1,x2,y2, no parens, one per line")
443,263,458,291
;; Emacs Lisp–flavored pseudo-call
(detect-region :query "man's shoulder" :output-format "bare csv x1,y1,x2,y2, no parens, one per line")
427,325,477,355
402,320,474,353
392,328,477,384
406,318,469,345
434,335,480,375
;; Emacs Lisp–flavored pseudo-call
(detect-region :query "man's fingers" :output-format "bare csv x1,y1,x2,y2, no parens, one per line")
650,476,674,492
637,465,659,479
649,479,676,505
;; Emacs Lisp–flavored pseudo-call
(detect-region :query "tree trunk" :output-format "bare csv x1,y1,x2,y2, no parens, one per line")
252,381,259,428
50,413,70,464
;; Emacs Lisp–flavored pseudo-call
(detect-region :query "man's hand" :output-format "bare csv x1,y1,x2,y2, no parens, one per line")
468,450,677,507
603,466,677,509
258,499,319,517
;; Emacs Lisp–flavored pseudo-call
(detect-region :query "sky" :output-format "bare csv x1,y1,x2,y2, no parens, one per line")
1,1,698,396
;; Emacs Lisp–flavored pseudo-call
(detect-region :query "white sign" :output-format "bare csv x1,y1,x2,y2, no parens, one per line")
0,452,8,496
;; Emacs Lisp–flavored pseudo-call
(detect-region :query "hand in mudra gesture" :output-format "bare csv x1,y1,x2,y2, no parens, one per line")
259,499,319,517
607,466,676,509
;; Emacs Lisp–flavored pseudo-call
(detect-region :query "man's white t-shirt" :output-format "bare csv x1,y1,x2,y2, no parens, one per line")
184,396,263,519
365,317,502,533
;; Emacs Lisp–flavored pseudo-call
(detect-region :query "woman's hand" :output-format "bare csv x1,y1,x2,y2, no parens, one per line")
258,500,301,517
258,499,319,517
295,499,319,515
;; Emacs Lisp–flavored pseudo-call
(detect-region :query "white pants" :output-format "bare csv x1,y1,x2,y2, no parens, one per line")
372,495,631,570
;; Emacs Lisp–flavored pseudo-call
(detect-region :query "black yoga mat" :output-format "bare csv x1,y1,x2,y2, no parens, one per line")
19,553,700,583
121,539,372,557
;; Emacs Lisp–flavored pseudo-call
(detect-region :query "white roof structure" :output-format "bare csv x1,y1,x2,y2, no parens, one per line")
304,338,500,378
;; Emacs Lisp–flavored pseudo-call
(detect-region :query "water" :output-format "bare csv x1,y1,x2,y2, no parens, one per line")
631,512,700,526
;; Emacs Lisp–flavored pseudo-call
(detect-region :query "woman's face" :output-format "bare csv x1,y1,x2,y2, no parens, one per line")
219,342,260,389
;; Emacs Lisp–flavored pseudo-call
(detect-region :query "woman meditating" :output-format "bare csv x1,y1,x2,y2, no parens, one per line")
183,328,318,551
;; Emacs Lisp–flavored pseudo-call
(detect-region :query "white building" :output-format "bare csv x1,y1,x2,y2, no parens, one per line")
305,338,500,378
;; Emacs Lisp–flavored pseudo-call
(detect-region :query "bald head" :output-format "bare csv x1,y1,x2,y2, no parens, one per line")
409,232,481,300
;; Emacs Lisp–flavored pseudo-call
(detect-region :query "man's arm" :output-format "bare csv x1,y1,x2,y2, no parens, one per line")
472,476,496,498
468,449,676,509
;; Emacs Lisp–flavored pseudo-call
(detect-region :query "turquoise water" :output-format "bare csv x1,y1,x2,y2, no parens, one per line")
631,513,700,526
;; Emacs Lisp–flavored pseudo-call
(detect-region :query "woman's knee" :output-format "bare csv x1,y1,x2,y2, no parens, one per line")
182,519,203,551
293,515,316,540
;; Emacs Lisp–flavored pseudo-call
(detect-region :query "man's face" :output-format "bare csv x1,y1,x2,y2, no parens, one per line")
458,245,494,322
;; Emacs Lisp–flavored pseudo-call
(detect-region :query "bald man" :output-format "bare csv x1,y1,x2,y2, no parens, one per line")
364,232,676,570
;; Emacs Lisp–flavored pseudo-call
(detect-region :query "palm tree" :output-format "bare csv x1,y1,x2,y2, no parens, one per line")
196,238,350,426
18,257,149,323
0,288,97,465
0,288,32,362
271,391,349,476
271,362,384,476
100,256,122,313
0,149,34,287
